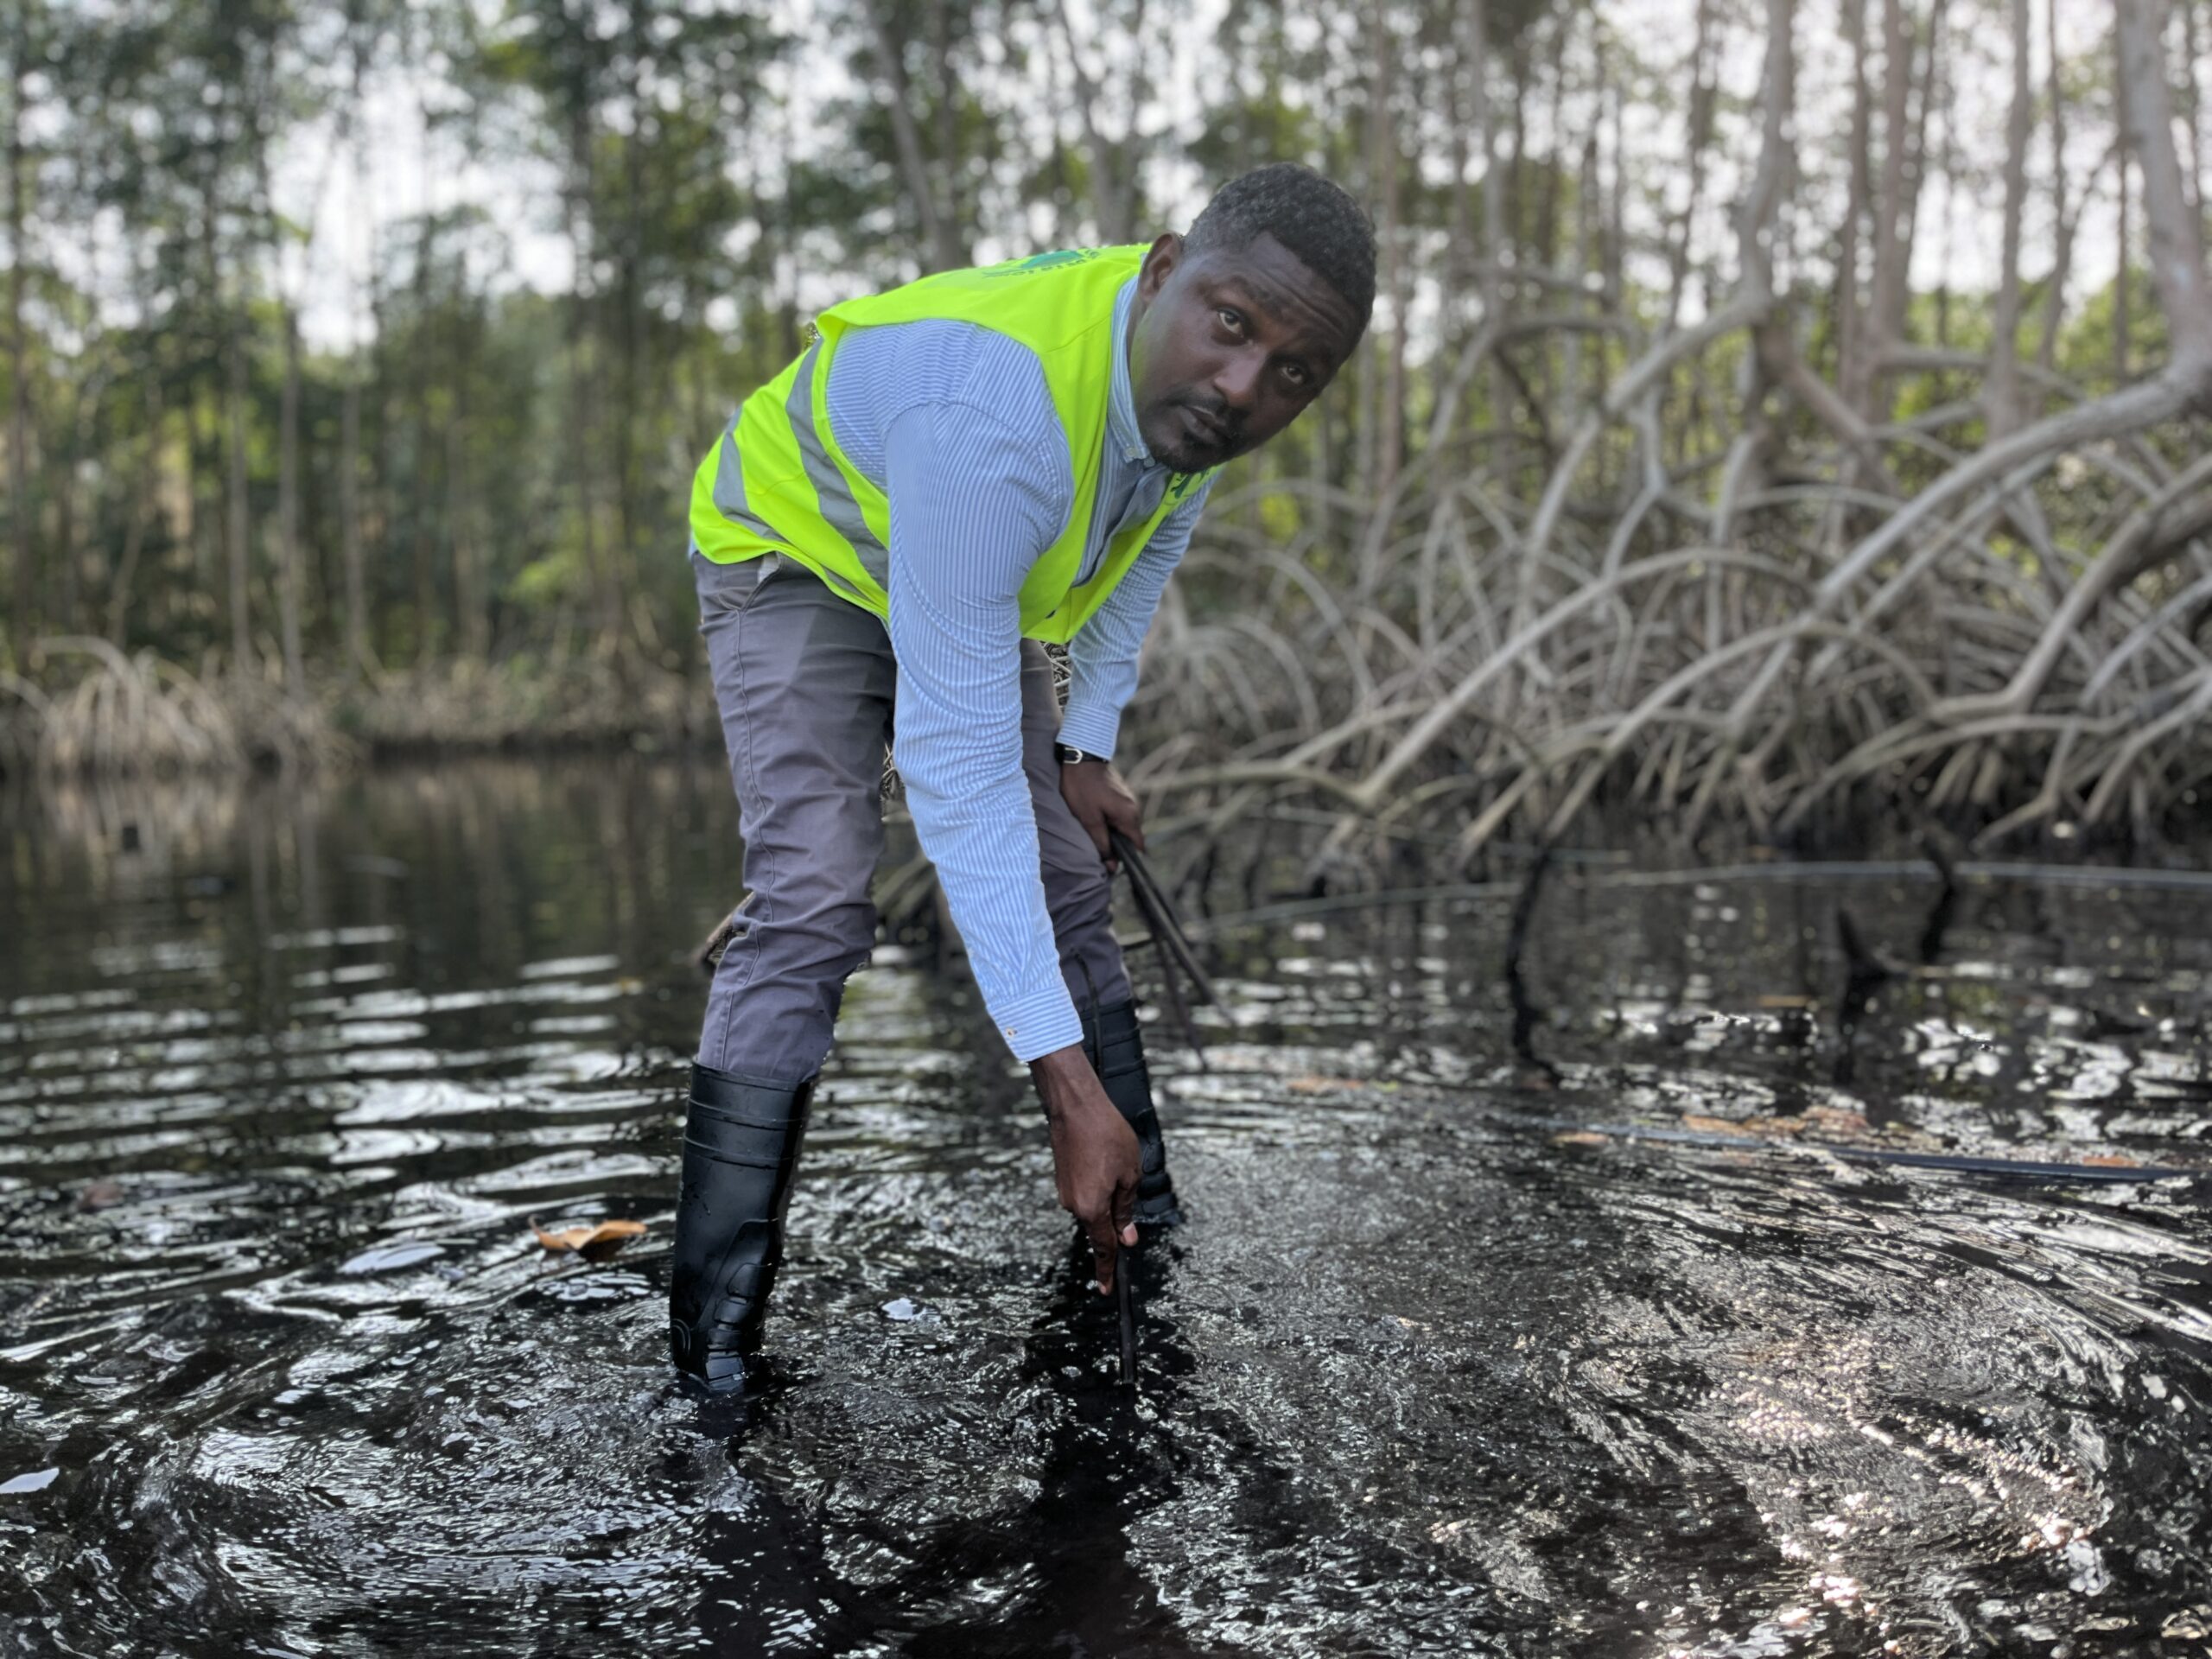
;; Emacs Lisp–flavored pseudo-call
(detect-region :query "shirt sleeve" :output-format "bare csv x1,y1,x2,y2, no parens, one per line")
883,398,1085,1062
1058,476,1215,760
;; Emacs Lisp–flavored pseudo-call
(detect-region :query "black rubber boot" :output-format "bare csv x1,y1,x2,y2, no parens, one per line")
669,1064,814,1395
1080,1000,1181,1226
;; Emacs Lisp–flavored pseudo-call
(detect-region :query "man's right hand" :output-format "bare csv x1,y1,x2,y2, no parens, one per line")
1031,1045,1140,1293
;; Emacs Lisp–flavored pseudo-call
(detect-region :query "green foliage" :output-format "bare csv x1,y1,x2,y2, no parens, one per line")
2061,272,2173,390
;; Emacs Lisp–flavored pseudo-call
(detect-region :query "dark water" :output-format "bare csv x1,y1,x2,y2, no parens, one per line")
4,760,2212,1657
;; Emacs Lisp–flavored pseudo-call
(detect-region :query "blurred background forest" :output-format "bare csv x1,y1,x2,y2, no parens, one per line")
5,0,2212,860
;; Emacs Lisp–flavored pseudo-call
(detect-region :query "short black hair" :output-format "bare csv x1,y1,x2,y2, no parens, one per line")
1184,163,1376,331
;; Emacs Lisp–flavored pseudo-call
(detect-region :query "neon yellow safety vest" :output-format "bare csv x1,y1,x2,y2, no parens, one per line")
686,245,1217,645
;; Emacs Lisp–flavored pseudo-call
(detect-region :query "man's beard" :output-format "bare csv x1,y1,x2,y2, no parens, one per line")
1145,397,1241,472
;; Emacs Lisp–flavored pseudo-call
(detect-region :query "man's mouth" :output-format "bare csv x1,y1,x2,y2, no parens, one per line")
1179,404,1234,450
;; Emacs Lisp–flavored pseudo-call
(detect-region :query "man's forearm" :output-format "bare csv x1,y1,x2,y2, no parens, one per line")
886,588,1082,1062
1059,499,1206,755
898,751,1084,1060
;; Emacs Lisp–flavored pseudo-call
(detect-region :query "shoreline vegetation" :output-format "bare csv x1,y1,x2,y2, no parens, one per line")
0,640,713,776
8,1,2212,868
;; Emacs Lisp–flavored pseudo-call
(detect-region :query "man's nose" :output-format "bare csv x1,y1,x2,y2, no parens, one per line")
1211,347,1265,412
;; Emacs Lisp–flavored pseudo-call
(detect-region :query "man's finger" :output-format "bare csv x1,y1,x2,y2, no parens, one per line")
1089,1211,1119,1294
1113,1171,1136,1238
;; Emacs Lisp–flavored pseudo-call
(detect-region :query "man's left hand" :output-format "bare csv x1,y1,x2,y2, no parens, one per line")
1060,758,1143,871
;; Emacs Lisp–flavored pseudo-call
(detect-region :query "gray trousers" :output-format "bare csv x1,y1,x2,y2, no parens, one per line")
693,551,1132,1083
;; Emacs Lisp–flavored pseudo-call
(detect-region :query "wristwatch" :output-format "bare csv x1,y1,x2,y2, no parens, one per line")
1054,741,1102,766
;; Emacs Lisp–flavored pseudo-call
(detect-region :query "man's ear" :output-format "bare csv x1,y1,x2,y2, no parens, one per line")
1136,232,1183,302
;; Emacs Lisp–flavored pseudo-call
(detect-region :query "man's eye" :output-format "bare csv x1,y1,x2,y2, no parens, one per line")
1281,363,1310,388
1216,308,1244,335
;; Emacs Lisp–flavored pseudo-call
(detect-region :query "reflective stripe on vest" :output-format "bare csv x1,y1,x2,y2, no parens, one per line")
686,245,1217,645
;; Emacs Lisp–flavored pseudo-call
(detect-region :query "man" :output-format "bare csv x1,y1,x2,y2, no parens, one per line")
671,162,1375,1394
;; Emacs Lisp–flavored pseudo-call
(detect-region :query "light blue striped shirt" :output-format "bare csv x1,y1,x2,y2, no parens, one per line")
823,277,1212,1061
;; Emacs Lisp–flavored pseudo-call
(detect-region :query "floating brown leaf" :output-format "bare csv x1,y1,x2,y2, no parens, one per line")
1681,1114,1745,1137
531,1218,646,1262
2081,1154,2142,1169
1549,1130,1610,1147
1803,1104,1872,1136
1757,994,1818,1009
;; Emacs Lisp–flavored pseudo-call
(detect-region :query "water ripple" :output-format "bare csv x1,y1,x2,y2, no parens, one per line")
3,764,2209,1656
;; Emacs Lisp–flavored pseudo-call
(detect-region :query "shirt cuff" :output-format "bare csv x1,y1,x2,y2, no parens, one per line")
1056,700,1122,762
990,980,1085,1063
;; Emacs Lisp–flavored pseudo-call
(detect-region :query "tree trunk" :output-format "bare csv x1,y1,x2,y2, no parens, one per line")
1834,0,1872,406
5,16,34,661
1984,0,2032,439
339,34,376,678
449,411,486,661
107,378,155,646
2115,54,2133,386
54,398,75,633
410,126,438,665
1445,16,1470,284
1866,0,1915,365
856,0,961,270
2117,0,2212,367
449,298,489,661
277,304,305,697
777,95,802,360
1369,0,1403,496
563,102,620,658
1900,0,1945,327
214,181,256,680
1506,33,1527,264
614,3,648,637
1468,0,1502,434
225,326,253,676
1532,15,1569,296
1930,31,1956,349
1605,70,1626,320
1051,0,1142,243
926,0,961,244
340,354,372,676
2182,0,2207,214
1666,0,1718,333
1865,0,1941,420
2035,0,2072,374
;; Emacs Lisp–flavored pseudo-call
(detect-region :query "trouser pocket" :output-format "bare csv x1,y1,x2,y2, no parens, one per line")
693,550,783,620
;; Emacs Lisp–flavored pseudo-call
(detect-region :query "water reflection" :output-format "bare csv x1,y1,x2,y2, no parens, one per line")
3,761,2211,1656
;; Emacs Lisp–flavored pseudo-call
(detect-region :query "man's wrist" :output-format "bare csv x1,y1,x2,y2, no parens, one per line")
1054,741,1106,766
1030,1044,1088,1082
1030,1044,1095,1122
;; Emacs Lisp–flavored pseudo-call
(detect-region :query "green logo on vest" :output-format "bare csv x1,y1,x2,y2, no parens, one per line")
1168,471,1199,501
984,248,1097,277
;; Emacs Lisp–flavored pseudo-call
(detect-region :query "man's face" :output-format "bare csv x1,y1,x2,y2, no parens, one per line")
1126,231,1363,474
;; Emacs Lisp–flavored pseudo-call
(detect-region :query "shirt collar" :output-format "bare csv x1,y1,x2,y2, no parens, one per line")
1107,277,1156,469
